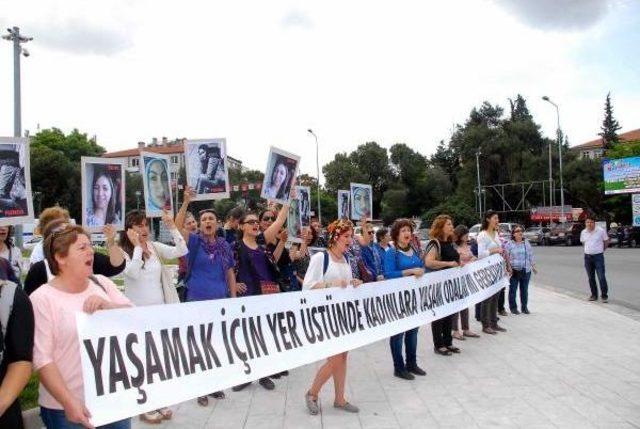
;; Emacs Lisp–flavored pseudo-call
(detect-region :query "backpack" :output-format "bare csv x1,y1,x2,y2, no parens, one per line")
0,281,18,366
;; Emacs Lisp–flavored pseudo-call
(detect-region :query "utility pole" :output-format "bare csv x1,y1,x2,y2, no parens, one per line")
3,26,33,248
307,129,322,225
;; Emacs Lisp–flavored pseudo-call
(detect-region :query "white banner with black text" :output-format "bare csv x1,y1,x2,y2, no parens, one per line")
77,255,508,425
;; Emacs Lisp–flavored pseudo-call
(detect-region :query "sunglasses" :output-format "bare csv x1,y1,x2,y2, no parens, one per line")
261,216,276,222
243,219,259,225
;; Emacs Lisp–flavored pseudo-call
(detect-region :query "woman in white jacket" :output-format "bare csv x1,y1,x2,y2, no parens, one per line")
119,209,188,423
476,210,508,335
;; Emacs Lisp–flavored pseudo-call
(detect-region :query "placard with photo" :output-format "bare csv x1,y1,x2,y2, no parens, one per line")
81,157,126,232
297,185,311,227
260,146,300,204
184,138,230,201
0,137,34,226
287,196,302,244
140,151,174,218
337,189,350,220
350,183,372,221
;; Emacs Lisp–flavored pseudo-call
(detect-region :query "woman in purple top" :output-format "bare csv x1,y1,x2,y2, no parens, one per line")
232,199,291,392
175,186,241,406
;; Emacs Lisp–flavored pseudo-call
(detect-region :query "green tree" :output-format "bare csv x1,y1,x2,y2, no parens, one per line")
421,197,478,228
380,189,409,224
598,92,622,149
30,128,107,220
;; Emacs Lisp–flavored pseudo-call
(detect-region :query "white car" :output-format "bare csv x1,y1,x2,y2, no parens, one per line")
468,224,481,242
23,236,43,251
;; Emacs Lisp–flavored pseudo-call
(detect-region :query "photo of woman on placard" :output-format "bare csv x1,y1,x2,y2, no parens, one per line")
196,144,226,194
86,164,121,227
0,145,28,216
263,155,294,201
145,157,172,212
339,191,350,219
352,186,371,219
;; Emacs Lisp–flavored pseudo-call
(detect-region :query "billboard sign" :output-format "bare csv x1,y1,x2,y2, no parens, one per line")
603,156,640,195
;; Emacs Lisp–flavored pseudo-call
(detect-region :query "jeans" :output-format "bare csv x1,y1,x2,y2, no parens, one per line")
41,407,131,429
451,309,469,331
431,315,453,348
389,327,418,371
508,269,531,311
584,253,609,298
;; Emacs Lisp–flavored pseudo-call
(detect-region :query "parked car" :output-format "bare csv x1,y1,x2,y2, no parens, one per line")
609,225,640,247
499,223,519,242
468,224,481,242
549,222,584,246
524,226,551,245
23,235,42,251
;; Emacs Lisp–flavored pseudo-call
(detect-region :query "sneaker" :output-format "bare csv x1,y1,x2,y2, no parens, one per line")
232,382,251,392
334,402,359,413
305,392,320,415
258,377,275,390
394,369,415,380
588,296,597,301
407,364,427,376
602,296,609,303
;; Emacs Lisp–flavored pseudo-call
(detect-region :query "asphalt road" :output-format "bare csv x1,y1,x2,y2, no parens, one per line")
532,245,640,312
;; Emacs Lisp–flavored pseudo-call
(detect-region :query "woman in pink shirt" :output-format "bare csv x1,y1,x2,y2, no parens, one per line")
30,225,132,429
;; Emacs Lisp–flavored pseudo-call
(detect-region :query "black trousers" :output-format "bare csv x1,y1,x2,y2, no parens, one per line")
431,314,453,348
498,287,506,311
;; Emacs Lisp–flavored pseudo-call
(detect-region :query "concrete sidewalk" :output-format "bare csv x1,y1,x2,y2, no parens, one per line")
131,286,640,429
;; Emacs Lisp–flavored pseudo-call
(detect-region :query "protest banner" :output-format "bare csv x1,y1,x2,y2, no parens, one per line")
77,255,508,426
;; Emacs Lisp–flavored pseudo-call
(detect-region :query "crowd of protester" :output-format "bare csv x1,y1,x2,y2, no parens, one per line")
0,189,542,428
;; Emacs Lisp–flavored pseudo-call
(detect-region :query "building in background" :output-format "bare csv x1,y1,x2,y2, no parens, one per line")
102,137,244,184
570,128,640,160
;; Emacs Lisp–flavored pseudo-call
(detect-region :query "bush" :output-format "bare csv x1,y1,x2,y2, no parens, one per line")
421,198,478,228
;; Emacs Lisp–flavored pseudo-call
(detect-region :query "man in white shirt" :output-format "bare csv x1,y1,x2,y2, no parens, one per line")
580,215,610,302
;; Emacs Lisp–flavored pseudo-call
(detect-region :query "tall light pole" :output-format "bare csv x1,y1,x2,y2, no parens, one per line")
475,149,482,221
542,96,565,223
3,26,32,248
307,129,322,225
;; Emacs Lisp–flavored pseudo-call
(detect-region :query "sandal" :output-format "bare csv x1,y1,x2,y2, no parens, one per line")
157,407,172,420
140,411,163,424
197,396,209,407
434,347,452,356
446,346,461,354
210,391,225,399
463,330,480,338
452,331,466,341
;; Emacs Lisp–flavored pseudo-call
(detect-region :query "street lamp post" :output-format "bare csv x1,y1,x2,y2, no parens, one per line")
475,149,483,221
307,129,322,226
3,26,32,248
542,96,565,223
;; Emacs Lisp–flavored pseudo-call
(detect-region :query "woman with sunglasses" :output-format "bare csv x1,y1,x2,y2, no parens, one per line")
175,187,240,405
30,225,132,429
505,225,537,314
231,198,291,392
303,219,362,415
24,220,126,296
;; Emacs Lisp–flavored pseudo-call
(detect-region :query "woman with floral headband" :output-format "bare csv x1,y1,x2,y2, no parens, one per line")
303,219,363,416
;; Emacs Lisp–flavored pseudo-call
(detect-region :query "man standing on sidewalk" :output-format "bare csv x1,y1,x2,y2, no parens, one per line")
580,215,610,303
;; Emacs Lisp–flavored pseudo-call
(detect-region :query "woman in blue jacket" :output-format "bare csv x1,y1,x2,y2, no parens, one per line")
384,218,427,381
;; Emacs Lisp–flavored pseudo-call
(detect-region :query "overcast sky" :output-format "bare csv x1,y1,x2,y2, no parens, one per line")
1,0,638,177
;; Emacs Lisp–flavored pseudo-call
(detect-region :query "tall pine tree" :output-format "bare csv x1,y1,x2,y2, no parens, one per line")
598,92,622,149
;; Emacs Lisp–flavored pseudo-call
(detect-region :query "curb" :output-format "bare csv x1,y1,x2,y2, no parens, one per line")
23,407,43,429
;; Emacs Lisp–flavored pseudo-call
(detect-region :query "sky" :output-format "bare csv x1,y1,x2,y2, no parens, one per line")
1,0,639,178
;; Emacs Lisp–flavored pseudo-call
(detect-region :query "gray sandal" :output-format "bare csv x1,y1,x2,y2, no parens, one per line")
306,392,320,415
334,402,359,413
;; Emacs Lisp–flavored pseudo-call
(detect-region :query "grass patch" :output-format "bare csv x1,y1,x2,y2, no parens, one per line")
19,373,39,410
